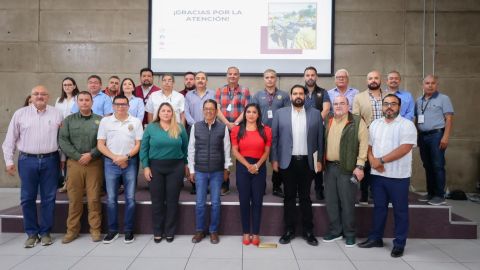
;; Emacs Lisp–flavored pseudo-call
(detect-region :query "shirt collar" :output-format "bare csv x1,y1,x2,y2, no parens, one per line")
291,106,305,114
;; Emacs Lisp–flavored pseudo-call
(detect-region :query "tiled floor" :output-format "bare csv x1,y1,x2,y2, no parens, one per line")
0,234,480,270
1,188,480,269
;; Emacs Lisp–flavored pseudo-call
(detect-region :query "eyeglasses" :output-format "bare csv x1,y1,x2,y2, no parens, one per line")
382,102,399,107
335,76,347,79
113,103,129,107
32,93,48,97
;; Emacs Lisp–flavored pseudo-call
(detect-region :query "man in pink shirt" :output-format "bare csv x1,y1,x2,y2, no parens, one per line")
2,85,63,248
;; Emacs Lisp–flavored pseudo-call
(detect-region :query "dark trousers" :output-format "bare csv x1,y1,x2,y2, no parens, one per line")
418,131,446,198
271,170,282,190
149,159,185,237
324,163,357,237
18,152,60,236
369,175,410,248
236,157,266,235
280,156,314,233
360,162,372,201
314,171,324,193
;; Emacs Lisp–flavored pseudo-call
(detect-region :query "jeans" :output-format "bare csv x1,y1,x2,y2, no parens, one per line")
369,175,410,248
104,156,138,233
18,152,60,236
194,171,223,233
418,131,446,198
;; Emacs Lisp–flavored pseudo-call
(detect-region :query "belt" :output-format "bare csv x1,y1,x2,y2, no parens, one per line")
292,155,308,160
326,160,340,166
420,128,444,136
20,151,58,159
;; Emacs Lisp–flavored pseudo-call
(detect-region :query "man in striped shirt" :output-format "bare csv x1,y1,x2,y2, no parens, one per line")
2,85,63,248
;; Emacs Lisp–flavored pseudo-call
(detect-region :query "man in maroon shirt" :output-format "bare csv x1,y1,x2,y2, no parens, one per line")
179,71,196,96
133,67,160,126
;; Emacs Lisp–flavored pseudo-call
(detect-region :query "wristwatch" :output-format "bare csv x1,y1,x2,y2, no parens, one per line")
126,153,131,160
355,165,364,170
379,157,385,164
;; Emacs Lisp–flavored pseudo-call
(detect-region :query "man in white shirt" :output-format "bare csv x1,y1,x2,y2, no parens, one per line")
145,73,185,125
97,95,143,244
358,94,417,258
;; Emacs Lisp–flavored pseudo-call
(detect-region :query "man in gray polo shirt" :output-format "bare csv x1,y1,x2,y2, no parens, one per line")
251,69,290,197
414,75,454,206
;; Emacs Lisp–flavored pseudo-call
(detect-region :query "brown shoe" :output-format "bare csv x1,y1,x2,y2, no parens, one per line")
191,232,205,243
91,233,102,242
210,232,219,244
62,233,78,244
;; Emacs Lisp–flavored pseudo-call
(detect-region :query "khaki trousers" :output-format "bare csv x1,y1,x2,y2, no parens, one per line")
66,158,103,236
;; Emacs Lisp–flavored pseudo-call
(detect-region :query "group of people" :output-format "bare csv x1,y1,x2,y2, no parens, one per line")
2,65,454,259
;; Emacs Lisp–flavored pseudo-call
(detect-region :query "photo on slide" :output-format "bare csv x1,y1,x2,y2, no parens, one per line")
267,3,317,50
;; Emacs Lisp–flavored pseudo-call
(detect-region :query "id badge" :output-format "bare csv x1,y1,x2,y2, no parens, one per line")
226,104,232,112
267,110,273,119
418,115,425,124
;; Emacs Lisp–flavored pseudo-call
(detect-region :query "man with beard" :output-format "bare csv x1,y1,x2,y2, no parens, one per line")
358,94,417,258
415,75,454,206
353,70,384,204
271,85,323,246
180,72,196,96
385,71,415,121
304,66,330,200
134,67,160,126
103,76,121,101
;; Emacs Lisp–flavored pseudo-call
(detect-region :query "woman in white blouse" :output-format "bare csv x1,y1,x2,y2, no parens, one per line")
55,77,79,118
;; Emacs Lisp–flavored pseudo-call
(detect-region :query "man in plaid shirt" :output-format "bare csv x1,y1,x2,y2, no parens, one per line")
215,66,251,195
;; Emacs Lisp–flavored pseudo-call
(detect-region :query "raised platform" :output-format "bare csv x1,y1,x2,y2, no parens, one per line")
0,175,477,239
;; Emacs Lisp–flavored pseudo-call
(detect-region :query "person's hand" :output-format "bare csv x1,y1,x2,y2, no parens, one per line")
226,122,235,130
370,158,382,170
189,173,195,183
439,136,449,150
247,163,258,174
118,160,128,169
6,165,16,176
78,153,92,166
184,165,190,179
113,155,128,165
272,161,279,172
375,164,385,173
144,167,152,182
353,168,364,181
316,162,322,173
60,161,66,170
223,170,230,181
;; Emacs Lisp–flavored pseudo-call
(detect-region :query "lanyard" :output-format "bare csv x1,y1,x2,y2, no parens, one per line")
265,89,276,107
421,96,431,114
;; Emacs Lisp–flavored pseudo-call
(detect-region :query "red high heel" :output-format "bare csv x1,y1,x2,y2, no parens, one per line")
252,235,260,246
242,234,251,245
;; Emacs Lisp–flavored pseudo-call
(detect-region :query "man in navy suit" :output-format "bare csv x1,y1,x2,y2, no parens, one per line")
271,84,324,246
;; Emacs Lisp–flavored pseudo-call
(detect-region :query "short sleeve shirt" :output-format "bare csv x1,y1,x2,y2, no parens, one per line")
369,116,417,178
97,114,144,155
71,91,113,116
215,85,250,122
251,89,290,127
414,91,454,132
145,90,185,123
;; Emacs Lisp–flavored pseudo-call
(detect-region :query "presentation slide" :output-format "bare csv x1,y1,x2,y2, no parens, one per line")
149,0,333,75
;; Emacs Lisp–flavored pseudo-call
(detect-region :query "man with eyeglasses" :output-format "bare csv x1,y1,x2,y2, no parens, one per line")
358,94,417,258
415,75,454,206
353,70,384,204
97,95,143,244
2,85,63,248
188,99,232,244
71,75,113,116
327,69,359,112
322,96,368,247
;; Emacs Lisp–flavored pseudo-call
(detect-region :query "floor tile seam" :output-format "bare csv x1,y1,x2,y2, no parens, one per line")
460,261,478,270
7,254,35,270
334,240,359,270
427,240,466,264
126,235,153,269
289,242,303,270
66,256,84,270
185,240,197,270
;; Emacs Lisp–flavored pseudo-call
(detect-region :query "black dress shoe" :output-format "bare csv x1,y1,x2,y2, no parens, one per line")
303,232,318,246
153,236,163,243
391,247,404,258
272,188,284,198
279,231,295,244
358,239,384,248
166,236,174,243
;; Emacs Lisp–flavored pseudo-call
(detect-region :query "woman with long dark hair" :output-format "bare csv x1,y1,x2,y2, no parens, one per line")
120,78,145,121
55,77,80,118
140,102,189,243
231,103,272,246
